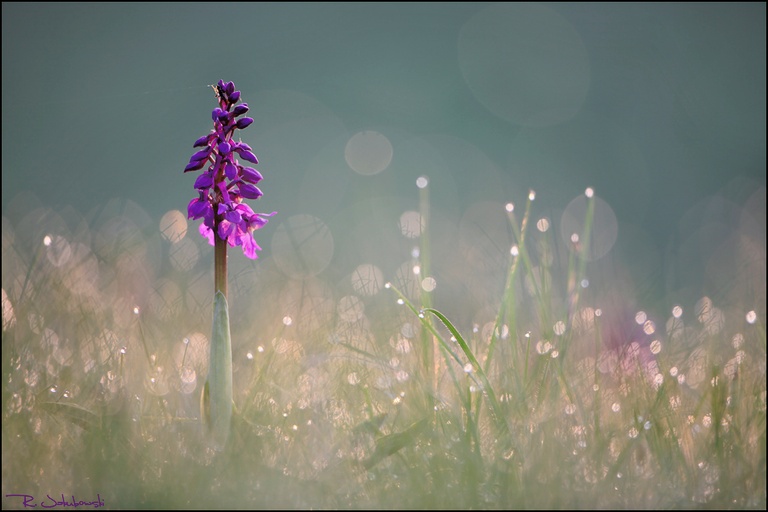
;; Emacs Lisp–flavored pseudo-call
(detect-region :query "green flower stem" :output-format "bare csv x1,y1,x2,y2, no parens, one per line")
215,224,228,300
202,216,233,451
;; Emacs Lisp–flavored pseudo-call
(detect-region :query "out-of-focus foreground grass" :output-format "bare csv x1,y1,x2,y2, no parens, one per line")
2,185,765,509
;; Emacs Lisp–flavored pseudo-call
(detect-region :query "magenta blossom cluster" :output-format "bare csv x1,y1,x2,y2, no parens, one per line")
184,80,275,259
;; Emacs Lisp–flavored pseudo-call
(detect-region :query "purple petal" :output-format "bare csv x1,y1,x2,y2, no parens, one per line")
191,149,211,161
225,81,235,95
236,141,253,151
239,183,262,199
212,108,225,122
236,117,253,130
224,209,243,224
199,223,215,246
240,233,261,259
184,160,204,173
229,91,241,103
187,198,212,219
240,167,263,184
218,141,231,155
234,202,255,216
248,211,276,230
216,181,230,203
193,172,213,190
232,104,249,116
217,220,236,241
193,135,210,147
237,149,259,164
225,163,238,180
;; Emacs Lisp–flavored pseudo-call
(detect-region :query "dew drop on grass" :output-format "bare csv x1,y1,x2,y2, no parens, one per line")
628,427,638,438
585,187,594,198
564,403,576,415
505,202,514,212
463,363,473,373
510,245,519,256
536,218,549,232
553,320,566,335
649,339,662,354
611,402,620,413
746,310,757,324
635,311,647,324
528,190,536,201
672,305,683,318
416,176,429,188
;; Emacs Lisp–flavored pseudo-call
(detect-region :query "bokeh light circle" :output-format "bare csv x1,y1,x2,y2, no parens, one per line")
560,194,618,261
159,210,187,244
351,264,384,296
344,131,393,175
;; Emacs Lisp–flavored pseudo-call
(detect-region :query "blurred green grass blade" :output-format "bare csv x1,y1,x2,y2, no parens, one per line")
421,307,510,437
363,418,429,470
202,291,233,451
40,401,101,431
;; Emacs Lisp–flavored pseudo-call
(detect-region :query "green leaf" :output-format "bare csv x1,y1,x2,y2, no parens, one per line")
202,291,233,451
363,418,429,470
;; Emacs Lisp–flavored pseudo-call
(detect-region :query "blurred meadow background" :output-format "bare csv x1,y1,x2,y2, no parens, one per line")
2,2,765,509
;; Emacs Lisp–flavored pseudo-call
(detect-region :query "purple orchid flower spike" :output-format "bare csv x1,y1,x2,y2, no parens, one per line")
184,80,276,261
184,81,276,451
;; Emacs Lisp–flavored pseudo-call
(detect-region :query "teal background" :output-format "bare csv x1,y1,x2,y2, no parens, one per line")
3,3,764,238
